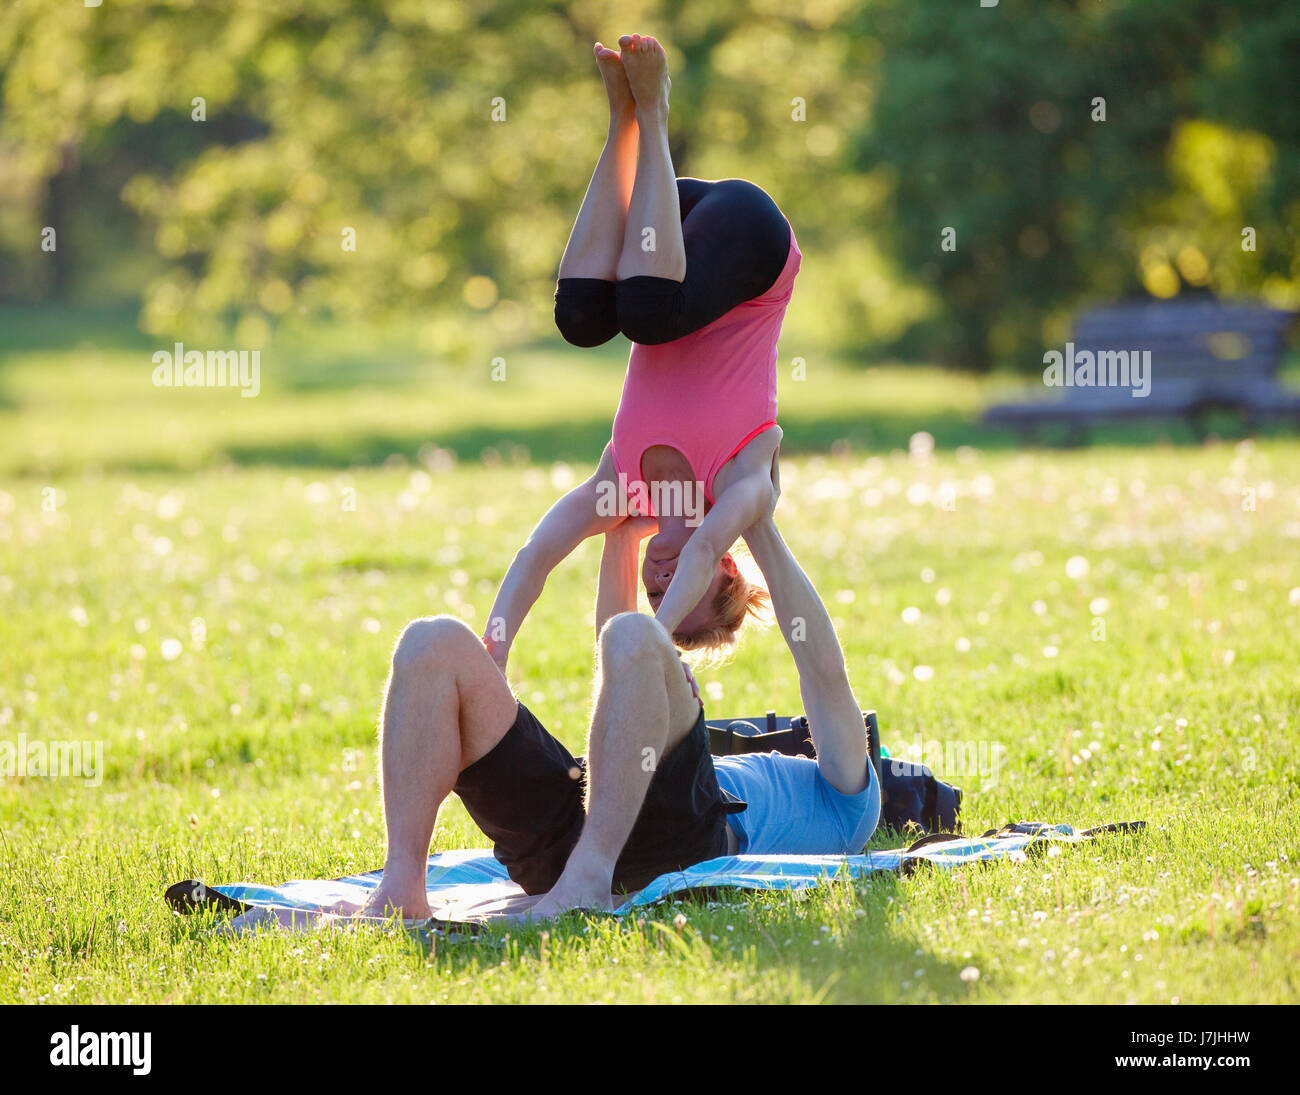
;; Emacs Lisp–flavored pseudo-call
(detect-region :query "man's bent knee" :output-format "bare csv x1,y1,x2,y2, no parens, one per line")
599,614,697,722
599,612,673,663
392,615,479,674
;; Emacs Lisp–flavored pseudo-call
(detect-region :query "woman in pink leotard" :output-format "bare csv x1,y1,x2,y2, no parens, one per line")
484,35,797,667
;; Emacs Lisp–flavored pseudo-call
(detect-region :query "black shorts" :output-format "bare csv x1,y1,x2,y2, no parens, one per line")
452,702,745,896
553,176,793,348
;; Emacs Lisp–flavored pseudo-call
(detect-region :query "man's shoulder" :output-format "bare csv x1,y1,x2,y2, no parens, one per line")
713,749,813,773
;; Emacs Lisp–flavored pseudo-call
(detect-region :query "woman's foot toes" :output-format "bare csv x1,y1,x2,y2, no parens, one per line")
594,41,635,121
619,33,670,123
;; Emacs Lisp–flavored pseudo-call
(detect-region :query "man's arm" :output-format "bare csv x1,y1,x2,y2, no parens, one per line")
595,520,701,710
741,514,867,796
483,444,623,669
594,516,656,643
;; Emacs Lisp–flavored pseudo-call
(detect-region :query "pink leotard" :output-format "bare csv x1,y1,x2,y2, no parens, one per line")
611,225,802,506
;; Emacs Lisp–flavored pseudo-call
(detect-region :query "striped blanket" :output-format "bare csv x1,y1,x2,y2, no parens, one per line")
165,820,1143,934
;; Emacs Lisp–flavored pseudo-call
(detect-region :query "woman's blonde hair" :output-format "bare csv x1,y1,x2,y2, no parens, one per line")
672,548,772,664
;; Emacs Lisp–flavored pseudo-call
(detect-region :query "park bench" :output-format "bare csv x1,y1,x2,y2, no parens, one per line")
982,297,1299,443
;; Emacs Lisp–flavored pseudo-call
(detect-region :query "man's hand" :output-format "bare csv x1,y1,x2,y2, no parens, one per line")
482,633,509,673
678,654,700,705
596,514,657,640
739,449,782,540
609,513,659,542
768,446,781,517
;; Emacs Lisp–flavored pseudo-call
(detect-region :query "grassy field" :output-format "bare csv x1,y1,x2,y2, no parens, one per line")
1,306,1298,1004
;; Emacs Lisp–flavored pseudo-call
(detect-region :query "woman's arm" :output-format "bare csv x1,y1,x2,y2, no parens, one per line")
655,427,782,635
483,444,623,669
653,470,775,635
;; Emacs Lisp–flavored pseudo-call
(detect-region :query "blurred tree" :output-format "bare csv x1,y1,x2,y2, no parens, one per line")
851,0,1299,371
2,0,886,356
0,0,1294,371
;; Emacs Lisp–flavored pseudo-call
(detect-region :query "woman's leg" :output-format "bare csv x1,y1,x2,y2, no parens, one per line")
618,178,793,345
615,34,686,283
557,43,638,281
612,38,792,346
553,44,639,347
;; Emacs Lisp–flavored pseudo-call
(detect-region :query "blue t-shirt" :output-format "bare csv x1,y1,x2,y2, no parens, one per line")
713,751,880,856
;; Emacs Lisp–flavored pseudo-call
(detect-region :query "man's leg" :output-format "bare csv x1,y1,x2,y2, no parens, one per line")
362,615,518,919
530,612,701,915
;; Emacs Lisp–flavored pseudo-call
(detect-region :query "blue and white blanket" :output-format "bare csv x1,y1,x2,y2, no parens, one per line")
165,821,1142,933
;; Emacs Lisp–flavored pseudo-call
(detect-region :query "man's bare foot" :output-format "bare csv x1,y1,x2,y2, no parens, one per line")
358,882,431,923
594,41,635,124
528,860,622,919
618,33,671,126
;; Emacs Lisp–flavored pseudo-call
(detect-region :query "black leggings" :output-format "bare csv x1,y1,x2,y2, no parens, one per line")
554,177,792,348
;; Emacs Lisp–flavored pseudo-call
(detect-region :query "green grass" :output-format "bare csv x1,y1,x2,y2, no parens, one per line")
1,305,1298,1003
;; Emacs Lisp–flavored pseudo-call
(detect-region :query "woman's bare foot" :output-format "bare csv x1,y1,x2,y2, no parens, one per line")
594,41,636,125
618,33,671,126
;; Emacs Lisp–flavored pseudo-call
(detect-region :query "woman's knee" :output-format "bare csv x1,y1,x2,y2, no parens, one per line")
554,278,620,347
615,276,686,346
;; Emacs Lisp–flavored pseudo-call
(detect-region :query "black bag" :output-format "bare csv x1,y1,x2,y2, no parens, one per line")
705,709,962,836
